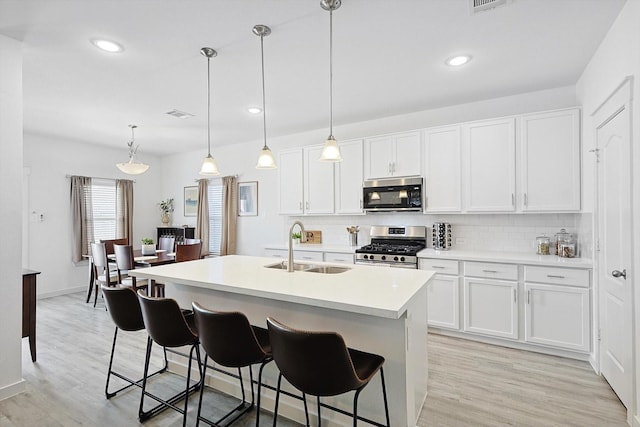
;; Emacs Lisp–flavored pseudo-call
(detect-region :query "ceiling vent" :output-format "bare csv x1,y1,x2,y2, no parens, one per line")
469,0,507,14
165,109,194,119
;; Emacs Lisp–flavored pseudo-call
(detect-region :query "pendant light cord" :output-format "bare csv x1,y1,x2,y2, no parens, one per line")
260,34,268,149
329,7,334,138
207,55,212,156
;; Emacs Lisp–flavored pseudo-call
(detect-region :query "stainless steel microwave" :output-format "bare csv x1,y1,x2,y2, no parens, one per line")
362,177,424,212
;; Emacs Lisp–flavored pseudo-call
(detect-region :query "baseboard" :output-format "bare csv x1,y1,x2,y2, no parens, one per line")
37,286,85,300
0,379,25,401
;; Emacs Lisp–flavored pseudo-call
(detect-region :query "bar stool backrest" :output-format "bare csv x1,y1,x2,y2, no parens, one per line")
192,302,268,367
137,291,198,348
266,317,363,396
102,285,145,331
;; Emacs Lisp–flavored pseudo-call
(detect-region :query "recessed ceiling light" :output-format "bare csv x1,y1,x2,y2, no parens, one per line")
91,39,124,53
446,55,471,67
247,107,262,114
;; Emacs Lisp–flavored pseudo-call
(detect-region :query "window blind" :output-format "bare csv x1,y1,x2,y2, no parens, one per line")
208,184,223,256
91,179,117,244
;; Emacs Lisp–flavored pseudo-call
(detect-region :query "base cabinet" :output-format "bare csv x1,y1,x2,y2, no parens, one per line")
463,277,518,339
427,275,460,330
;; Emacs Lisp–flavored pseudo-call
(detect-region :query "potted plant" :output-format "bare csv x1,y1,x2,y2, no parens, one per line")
158,198,174,225
291,232,302,245
141,238,155,255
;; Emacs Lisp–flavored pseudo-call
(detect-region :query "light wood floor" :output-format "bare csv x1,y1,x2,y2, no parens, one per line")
0,293,628,426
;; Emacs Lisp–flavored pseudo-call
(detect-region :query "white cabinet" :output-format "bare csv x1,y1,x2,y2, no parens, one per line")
278,149,304,214
278,146,334,215
520,108,581,211
364,131,422,179
304,145,334,214
423,126,461,212
463,261,518,339
420,258,460,330
462,118,516,212
335,139,364,214
524,266,590,352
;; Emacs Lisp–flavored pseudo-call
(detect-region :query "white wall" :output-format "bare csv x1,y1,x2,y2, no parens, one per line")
23,135,163,297
0,35,25,399
576,0,640,424
161,85,578,256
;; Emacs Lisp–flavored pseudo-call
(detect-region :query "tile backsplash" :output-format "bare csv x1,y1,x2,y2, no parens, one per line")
287,213,593,259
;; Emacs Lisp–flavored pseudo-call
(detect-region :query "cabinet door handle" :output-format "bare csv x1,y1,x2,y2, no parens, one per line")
513,288,517,303
431,266,446,269
527,290,530,304
524,193,528,206
302,256,313,260
546,274,565,279
388,163,391,173
511,193,515,206
392,162,396,173
360,200,363,209
299,201,303,210
306,201,310,210
482,269,498,273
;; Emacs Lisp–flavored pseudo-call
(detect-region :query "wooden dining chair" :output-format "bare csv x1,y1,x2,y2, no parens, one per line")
175,242,202,262
91,242,119,307
113,244,148,295
101,238,129,256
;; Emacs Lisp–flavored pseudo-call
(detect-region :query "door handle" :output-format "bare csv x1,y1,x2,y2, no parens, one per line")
612,269,627,279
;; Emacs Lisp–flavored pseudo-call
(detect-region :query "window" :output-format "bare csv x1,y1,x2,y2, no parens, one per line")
89,179,116,247
208,184,223,256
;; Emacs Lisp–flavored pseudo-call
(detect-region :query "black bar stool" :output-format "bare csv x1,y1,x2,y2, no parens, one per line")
137,291,203,426
192,302,273,427
267,317,390,427
102,285,167,399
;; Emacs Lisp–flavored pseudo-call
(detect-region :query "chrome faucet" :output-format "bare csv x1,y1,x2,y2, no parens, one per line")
288,220,305,272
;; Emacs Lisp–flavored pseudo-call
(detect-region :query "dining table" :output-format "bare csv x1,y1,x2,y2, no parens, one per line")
85,249,176,303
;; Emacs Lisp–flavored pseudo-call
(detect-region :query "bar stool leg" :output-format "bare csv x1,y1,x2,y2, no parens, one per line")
272,374,283,427
380,367,390,427
302,393,310,427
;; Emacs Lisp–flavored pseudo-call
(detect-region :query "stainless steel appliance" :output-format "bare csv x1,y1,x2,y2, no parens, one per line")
362,177,424,212
432,222,452,250
355,225,426,269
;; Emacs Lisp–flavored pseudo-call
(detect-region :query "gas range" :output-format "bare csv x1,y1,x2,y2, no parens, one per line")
355,225,426,269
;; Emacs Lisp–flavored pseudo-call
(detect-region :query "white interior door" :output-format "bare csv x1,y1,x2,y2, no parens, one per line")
595,79,633,410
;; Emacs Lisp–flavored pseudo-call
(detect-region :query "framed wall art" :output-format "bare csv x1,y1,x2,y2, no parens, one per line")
238,181,258,216
184,186,198,217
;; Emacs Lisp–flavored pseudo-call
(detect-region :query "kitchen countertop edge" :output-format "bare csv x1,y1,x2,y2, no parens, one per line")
417,248,593,268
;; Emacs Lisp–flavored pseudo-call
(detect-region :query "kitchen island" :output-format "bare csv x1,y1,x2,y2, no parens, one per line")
130,255,433,427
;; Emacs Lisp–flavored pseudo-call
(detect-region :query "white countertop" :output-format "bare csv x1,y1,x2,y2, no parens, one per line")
264,243,357,253
417,248,592,268
130,255,433,319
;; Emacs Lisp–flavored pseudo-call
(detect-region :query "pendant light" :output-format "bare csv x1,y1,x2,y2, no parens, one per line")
253,24,277,169
199,47,220,176
319,0,343,162
116,124,149,175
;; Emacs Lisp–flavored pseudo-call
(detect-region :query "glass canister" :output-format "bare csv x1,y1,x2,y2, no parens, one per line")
559,234,577,258
536,235,550,255
554,228,571,256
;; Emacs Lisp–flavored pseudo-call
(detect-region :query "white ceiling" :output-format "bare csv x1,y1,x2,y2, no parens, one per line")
0,0,626,156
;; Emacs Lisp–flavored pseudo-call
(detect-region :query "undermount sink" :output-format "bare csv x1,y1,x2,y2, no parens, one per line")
265,261,350,274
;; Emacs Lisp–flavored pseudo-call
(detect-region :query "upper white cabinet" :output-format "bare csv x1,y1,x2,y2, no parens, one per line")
278,146,334,215
520,108,581,211
304,145,335,214
335,139,364,214
462,118,516,212
364,131,421,179
278,148,304,215
423,125,461,212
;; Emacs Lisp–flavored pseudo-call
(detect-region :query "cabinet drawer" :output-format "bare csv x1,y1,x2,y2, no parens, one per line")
524,266,590,288
464,261,518,281
420,258,459,275
264,248,287,259
294,251,324,262
324,252,354,264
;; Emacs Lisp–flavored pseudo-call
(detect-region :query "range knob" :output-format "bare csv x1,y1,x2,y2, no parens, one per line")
363,255,369,260
393,256,399,261
400,256,405,262
370,255,375,260
381,255,386,261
